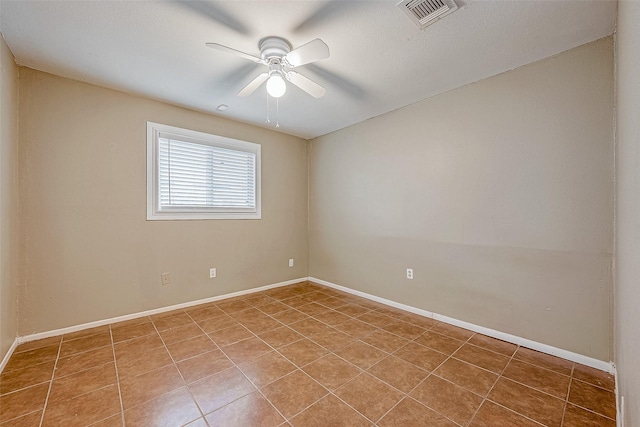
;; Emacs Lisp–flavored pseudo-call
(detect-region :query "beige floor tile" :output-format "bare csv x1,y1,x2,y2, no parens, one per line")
290,395,370,427
367,355,429,393
0,360,55,395
205,392,284,427
468,334,518,357
568,378,616,419
414,330,465,355
189,367,256,415
119,364,185,409
261,370,328,419
3,345,59,372
361,329,409,353
151,311,194,335
431,323,475,341
176,349,233,383
165,334,217,362
488,377,565,427
302,354,361,391
410,375,484,426
335,373,403,422
453,343,510,373
41,384,121,427
157,322,204,345
502,358,570,398
48,362,117,402
279,339,329,367
111,321,156,343
434,358,498,396
378,397,457,427
573,363,615,391
238,351,297,388
394,342,448,372
0,410,43,427
469,400,541,427
334,341,387,369
563,402,616,427
0,383,49,422
221,336,272,364
123,387,200,427
55,346,114,378
513,347,573,376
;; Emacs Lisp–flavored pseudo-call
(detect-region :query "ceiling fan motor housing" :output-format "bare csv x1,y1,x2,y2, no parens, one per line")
259,37,291,60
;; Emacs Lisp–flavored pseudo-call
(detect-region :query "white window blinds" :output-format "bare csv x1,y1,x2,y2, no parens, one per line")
158,136,256,210
147,122,261,220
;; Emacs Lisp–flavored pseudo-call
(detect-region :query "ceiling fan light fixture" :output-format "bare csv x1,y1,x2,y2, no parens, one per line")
266,73,287,98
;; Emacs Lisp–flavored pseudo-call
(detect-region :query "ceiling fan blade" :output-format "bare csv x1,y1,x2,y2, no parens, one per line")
176,1,250,35
206,43,264,64
237,73,269,96
292,1,368,34
304,64,366,100
287,72,326,98
284,39,330,68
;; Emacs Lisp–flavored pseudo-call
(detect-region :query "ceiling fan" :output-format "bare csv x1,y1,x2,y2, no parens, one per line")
206,37,330,99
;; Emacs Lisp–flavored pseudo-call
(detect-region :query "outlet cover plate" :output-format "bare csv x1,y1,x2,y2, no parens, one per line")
161,272,171,286
406,268,414,280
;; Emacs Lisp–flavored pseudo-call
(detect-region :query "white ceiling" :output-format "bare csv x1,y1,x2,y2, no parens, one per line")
0,0,615,139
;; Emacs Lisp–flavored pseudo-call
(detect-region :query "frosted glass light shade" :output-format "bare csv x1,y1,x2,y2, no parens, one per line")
266,74,286,98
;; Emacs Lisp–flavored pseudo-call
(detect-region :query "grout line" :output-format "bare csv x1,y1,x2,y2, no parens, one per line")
566,402,617,422
151,318,212,426
214,323,295,423
560,364,575,426
108,326,127,427
395,332,477,426
468,343,519,426
37,336,63,427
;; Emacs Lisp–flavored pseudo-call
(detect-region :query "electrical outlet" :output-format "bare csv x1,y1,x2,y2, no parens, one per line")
209,268,217,278
289,259,294,267
406,268,414,280
161,272,171,286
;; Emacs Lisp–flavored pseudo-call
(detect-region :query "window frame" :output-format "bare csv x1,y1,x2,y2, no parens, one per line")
146,122,261,220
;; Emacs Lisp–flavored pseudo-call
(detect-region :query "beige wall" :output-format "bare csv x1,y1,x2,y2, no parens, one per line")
615,1,640,424
0,34,19,359
309,38,614,361
18,68,308,335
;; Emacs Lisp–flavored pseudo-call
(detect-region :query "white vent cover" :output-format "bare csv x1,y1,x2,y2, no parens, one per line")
397,0,458,29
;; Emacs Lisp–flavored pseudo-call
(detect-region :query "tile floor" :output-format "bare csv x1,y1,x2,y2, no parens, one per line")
0,281,616,426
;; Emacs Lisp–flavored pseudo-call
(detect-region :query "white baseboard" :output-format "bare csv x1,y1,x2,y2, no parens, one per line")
17,277,307,345
13,275,615,375
309,276,615,374
0,338,19,373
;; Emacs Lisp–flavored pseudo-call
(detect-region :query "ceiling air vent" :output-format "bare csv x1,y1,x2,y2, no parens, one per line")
397,0,458,29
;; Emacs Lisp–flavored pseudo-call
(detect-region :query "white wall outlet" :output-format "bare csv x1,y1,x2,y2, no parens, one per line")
209,268,217,278
161,272,171,286
289,259,294,267
406,268,414,280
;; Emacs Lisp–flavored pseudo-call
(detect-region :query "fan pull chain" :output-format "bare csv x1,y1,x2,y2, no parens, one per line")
265,92,271,124
276,98,280,128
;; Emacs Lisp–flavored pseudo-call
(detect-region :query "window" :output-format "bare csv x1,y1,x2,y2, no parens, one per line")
147,122,261,220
